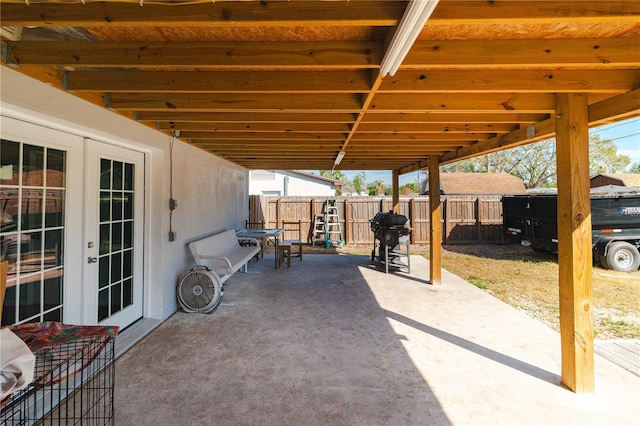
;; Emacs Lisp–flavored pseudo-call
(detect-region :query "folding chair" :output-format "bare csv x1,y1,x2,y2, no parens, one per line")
244,219,265,260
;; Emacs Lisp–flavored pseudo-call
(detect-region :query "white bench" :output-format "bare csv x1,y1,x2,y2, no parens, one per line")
188,229,261,284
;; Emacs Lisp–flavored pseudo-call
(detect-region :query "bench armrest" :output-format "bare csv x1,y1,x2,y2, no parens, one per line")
236,237,261,249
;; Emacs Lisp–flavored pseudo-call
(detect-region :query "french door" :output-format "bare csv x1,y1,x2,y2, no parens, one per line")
84,140,144,328
2,118,145,329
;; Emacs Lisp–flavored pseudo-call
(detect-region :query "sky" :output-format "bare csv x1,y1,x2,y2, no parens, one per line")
305,117,640,187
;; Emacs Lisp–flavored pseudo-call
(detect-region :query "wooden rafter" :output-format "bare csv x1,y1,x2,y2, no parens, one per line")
1,0,636,26
2,41,384,69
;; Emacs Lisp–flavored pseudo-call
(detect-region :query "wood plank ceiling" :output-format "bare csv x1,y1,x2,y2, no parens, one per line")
1,0,639,172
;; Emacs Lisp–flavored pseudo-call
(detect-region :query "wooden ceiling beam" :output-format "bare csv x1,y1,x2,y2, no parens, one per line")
65,70,372,93
0,1,405,27
196,146,343,152
235,162,410,171
137,112,358,123
346,142,474,148
64,68,638,95
438,117,556,167
163,121,512,134
403,39,640,70
215,151,445,158
431,0,639,24
588,88,640,125
196,143,459,151
195,138,464,152
195,140,344,146
360,112,549,124
369,93,555,113
380,69,640,93
2,41,383,69
183,132,347,140
105,93,363,112
350,133,491,141
6,38,636,70
419,90,640,172
2,1,635,27
356,123,514,133
158,122,353,132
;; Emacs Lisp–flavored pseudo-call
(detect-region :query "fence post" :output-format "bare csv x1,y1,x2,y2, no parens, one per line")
476,197,481,242
442,196,448,244
345,198,351,245
409,197,416,244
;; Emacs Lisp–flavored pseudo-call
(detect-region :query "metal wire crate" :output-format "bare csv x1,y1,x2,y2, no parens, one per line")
1,322,119,426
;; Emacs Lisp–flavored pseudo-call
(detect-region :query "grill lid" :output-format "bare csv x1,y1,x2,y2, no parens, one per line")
370,211,409,230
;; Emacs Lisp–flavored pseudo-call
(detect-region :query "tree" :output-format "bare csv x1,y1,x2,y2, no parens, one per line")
588,134,631,175
437,134,630,189
629,163,640,174
351,172,366,195
368,180,386,196
400,182,421,195
319,170,347,195
510,140,557,188
440,140,557,188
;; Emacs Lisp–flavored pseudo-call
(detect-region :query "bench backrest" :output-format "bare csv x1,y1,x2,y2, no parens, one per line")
188,229,241,264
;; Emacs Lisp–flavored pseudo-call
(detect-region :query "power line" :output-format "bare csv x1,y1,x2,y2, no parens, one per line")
606,131,640,142
591,118,639,134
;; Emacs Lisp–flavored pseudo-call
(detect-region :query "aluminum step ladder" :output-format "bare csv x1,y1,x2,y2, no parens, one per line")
311,213,325,246
323,199,343,248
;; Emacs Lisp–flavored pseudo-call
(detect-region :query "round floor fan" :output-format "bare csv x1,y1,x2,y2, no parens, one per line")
177,266,223,313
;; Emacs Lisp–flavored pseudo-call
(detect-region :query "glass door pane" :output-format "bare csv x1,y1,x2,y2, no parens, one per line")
1,139,66,325
97,158,136,322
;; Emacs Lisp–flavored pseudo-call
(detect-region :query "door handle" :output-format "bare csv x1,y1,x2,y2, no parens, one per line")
88,256,98,264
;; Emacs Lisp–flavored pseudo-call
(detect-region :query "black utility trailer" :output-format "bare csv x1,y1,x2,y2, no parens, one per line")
503,187,640,272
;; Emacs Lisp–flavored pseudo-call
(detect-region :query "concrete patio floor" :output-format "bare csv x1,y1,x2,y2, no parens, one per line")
114,254,640,425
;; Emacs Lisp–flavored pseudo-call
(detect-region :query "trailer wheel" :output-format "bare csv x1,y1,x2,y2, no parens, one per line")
601,242,640,273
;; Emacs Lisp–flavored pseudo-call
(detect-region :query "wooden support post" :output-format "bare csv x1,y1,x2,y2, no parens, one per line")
392,169,400,213
555,93,594,393
429,156,442,286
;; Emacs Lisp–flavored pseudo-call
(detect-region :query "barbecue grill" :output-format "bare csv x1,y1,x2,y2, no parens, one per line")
370,211,411,273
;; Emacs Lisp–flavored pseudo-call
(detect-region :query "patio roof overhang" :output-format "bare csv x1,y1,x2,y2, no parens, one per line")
1,0,639,395
1,0,638,172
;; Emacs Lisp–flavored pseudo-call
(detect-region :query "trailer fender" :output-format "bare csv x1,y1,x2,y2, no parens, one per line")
593,237,615,258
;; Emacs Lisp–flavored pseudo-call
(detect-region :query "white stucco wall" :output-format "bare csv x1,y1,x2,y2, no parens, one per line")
249,170,336,196
1,67,248,322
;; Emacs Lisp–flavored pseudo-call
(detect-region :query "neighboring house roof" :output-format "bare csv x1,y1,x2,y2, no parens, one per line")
288,170,343,187
590,173,640,188
423,173,527,195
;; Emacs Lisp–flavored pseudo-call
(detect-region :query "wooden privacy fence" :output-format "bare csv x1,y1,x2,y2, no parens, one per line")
249,195,504,245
